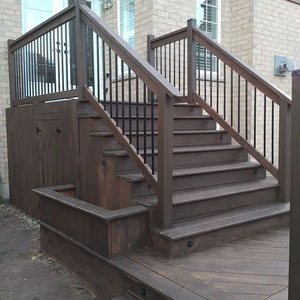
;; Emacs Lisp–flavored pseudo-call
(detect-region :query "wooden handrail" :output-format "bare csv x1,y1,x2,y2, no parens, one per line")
9,4,76,52
80,4,181,99
83,86,158,194
192,26,292,106
193,92,279,178
150,27,188,49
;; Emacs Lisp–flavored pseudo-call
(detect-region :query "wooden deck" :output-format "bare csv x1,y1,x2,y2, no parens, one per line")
121,228,289,300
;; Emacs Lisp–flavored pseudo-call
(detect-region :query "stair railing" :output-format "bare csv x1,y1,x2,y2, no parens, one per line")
8,0,182,228
148,18,291,202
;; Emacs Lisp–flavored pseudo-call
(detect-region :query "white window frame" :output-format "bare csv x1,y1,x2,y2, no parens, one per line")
196,0,221,79
117,0,135,48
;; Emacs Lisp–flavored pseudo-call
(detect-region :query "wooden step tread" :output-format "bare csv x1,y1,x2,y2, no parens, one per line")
135,178,279,208
79,99,201,108
90,129,226,137
102,144,244,157
79,114,211,120
152,202,290,241
119,162,262,183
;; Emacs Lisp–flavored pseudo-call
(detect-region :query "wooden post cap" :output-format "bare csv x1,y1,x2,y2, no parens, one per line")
292,69,300,77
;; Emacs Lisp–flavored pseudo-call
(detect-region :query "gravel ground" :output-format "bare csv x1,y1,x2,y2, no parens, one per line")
0,203,95,300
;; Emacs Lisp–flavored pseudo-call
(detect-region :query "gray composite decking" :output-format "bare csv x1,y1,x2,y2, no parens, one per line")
115,228,289,300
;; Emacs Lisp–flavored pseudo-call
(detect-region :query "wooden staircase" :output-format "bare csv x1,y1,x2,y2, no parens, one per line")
80,100,289,257
8,1,291,260
8,1,293,297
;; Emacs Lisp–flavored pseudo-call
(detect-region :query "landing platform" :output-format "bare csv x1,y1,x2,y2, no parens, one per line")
114,228,289,300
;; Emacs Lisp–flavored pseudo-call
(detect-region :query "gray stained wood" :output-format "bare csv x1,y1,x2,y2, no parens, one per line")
124,228,289,300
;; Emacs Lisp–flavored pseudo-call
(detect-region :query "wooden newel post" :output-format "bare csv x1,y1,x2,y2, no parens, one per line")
7,39,16,107
75,0,87,98
278,95,291,202
147,35,155,102
289,69,300,300
157,92,174,229
187,19,197,104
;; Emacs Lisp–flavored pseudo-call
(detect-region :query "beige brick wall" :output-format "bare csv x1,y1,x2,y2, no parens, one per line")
0,0,21,199
1,0,300,198
253,0,300,97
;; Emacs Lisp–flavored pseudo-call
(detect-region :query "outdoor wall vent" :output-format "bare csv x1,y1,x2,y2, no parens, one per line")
103,0,113,10
274,55,294,77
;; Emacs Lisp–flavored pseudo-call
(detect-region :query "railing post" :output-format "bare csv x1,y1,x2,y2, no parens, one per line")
187,19,197,104
147,34,155,102
278,97,291,202
147,34,155,67
7,40,16,106
289,69,300,300
75,0,87,98
157,92,173,228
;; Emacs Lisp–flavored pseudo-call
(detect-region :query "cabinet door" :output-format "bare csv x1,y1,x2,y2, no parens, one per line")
36,116,64,187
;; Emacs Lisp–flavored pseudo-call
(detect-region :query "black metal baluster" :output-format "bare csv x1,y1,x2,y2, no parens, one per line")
56,28,61,92
21,47,25,98
230,69,233,127
223,63,226,120
204,48,207,101
102,41,106,108
28,42,32,97
216,58,219,113
136,77,139,154
160,46,162,75
263,95,267,157
121,60,125,133
197,44,200,94
109,47,112,115
25,45,28,97
155,48,158,70
47,32,50,94
31,41,34,97
183,39,186,96
53,31,57,94
115,53,119,126
24,45,27,98
43,34,47,94
60,26,65,92
49,31,53,94
151,91,155,174
178,39,181,91
254,87,257,148
96,36,100,102
238,75,241,133
245,81,248,140
169,43,171,82
173,42,176,87
210,51,213,106
164,45,167,79
65,23,69,91
271,101,274,164
128,67,132,143
143,83,147,163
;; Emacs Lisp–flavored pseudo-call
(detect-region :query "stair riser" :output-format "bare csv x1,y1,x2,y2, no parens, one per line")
78,101,203,117
173,187,279,221
94,132,231,148
151,213,289,258
125,167,266,197
86,117,216,131
107,149,248,172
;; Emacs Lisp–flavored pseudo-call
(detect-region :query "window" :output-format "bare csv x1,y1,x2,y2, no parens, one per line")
196,0,220,72
22,0,70,33
118,0,135,48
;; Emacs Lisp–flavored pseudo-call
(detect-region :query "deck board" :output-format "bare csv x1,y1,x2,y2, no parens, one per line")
126,228,289,299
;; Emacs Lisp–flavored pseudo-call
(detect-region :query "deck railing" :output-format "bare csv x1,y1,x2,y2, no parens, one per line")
8,0,181,228
148,19,291,202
